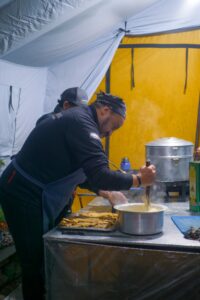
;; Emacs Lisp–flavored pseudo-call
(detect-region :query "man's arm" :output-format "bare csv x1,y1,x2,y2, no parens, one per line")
66,114,155,191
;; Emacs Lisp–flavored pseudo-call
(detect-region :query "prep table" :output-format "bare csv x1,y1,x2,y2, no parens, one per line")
44,198,200,300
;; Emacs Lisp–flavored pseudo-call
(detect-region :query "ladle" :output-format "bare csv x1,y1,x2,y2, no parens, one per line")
145,159,151,210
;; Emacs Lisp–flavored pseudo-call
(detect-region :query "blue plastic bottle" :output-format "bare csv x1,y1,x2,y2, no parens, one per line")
120,157,131,172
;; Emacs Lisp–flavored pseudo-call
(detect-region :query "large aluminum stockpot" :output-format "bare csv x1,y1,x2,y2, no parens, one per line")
114,203,166,235
146,137,193,182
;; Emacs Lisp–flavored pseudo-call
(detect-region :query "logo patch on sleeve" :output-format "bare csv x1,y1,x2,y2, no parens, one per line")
90,132,101,141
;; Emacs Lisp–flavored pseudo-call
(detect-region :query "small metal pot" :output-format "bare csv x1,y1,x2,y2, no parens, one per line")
114,203,166,235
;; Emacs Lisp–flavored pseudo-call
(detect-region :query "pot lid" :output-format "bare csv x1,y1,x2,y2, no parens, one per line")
146,137,193,147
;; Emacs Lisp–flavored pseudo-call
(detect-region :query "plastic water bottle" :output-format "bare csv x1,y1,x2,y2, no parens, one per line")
120,157,131,172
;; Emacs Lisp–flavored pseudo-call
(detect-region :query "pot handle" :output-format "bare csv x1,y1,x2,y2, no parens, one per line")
171,157,180,165
146,159,151,167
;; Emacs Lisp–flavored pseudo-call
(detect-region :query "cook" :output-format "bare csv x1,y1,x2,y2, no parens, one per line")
36,87,88,214
0,90,156,300
36,87,127,209
36,86,88,125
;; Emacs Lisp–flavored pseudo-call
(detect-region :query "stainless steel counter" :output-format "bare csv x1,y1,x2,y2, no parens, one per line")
44,199,200,252
44,198,200,300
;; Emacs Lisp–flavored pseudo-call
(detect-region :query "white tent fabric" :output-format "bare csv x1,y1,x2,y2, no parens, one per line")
127,0,200,35
0,0,158,65
45,31,124,112
0,82,21,174
0,60,47,155
1,0,200,155
0,83,21,156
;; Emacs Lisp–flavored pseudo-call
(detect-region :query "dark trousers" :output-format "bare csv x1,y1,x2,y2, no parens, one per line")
0,164,45,300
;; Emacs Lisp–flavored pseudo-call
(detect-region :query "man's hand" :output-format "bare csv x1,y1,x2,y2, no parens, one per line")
98,190,128,206
133,164,156,187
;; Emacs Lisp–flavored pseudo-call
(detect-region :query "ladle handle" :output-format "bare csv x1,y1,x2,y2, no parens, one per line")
145,159,151,206
146,159,151,168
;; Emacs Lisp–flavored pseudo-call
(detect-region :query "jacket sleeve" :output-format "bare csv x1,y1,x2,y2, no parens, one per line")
66,114,133,191
78,180,98,194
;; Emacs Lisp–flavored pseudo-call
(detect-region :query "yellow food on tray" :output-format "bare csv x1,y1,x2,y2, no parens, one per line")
78,211,118,220
59,211,118,229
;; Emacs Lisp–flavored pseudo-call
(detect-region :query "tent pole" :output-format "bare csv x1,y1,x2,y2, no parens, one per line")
119,43,200,49
105,66,111,158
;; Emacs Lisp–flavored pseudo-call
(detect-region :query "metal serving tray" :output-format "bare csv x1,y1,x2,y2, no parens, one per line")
57,213,118,233
58,223,117,233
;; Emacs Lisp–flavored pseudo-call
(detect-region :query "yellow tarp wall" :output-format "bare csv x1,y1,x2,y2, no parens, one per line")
109,31,200,170
72,30,200,211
